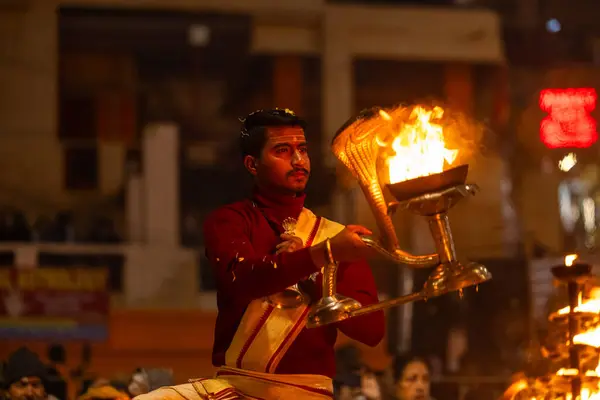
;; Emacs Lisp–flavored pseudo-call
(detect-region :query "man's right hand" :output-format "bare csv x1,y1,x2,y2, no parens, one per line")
329,225,373,263
309,225,373,266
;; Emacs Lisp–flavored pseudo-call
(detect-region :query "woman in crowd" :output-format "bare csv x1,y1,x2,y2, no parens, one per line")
394,355,435,400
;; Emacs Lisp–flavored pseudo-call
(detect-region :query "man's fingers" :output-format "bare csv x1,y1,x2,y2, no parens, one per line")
280,234,304,246
276,240,301,251
346,225,373,236
280,233,303,242
275,243,288,254
275,243,300,254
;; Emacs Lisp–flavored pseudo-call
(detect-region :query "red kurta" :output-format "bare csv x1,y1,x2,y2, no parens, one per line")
203,187,385,378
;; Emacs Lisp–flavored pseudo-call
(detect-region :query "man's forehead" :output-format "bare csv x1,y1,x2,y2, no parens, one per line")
266,127,306,144
16,376,42,384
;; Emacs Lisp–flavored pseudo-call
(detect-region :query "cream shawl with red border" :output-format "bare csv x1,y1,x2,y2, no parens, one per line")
223,208,344,374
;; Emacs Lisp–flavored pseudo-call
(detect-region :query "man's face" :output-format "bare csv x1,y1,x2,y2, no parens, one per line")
8,377,46,400
246,126,310,194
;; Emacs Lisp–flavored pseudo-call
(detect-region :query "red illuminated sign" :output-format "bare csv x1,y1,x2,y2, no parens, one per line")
539,88,598,149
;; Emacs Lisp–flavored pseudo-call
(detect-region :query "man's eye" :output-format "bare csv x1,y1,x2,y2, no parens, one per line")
276,147,289,154
298,147,308,154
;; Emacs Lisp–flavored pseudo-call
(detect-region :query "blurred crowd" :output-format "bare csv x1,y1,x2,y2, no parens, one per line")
333,345,509,400
0,343,514,400
0,346,172,400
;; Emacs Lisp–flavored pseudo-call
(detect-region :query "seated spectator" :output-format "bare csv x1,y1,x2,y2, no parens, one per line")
2,347,56,400
127,368,174,398
334,346,385,400
394,354,436,400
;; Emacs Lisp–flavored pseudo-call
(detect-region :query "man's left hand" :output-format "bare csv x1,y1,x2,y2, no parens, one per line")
275,233,304,254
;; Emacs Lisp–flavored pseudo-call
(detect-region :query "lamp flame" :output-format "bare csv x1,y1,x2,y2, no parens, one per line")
387,106,458,184
565,254,578,267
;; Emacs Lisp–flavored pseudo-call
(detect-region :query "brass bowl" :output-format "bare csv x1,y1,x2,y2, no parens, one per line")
386,164,469,201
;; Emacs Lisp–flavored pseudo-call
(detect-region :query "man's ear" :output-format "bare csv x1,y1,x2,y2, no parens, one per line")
244,155,258,176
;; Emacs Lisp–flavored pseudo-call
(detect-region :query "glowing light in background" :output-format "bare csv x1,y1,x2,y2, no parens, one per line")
539,88,598,149
546,18,562,33
583,197,596,233
558,153,577,172
558,182,578,233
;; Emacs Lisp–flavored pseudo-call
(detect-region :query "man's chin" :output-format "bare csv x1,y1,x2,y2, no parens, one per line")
288,183,307,194
287,178,308,191
292,186,307,194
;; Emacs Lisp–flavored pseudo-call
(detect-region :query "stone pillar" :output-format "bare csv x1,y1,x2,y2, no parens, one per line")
126,172,144,243
273,55,303,114
142,123,180,247
322,11,353,169
323,10,357,227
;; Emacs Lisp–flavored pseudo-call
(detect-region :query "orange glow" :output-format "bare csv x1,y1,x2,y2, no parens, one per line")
556,288,600,399
386,106,458,184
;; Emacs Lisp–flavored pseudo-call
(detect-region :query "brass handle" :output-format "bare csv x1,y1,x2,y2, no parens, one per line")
348,291,425,318
322,262,337,298
361,236,438,266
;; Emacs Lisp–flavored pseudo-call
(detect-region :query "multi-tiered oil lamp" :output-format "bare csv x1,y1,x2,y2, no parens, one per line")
307,104,492,328
502,255,600,400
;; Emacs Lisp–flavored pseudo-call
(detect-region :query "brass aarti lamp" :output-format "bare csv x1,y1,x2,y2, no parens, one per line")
307,105,492,328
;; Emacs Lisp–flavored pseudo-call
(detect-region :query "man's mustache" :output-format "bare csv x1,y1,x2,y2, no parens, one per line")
287,168,309,177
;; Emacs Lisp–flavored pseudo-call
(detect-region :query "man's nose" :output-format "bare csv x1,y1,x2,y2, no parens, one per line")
291,150,306,165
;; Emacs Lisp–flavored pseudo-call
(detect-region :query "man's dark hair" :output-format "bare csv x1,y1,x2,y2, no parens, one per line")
3,347,48,388
239,108,307,158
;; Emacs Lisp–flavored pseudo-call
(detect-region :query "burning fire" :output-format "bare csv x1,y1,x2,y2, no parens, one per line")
384,106,459,184
555,286,600,399
509,255,600,399
558,287,600,345
572,287,600,348
565,254,579,267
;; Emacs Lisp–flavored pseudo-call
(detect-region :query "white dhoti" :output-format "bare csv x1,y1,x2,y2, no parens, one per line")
135,366,333,399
